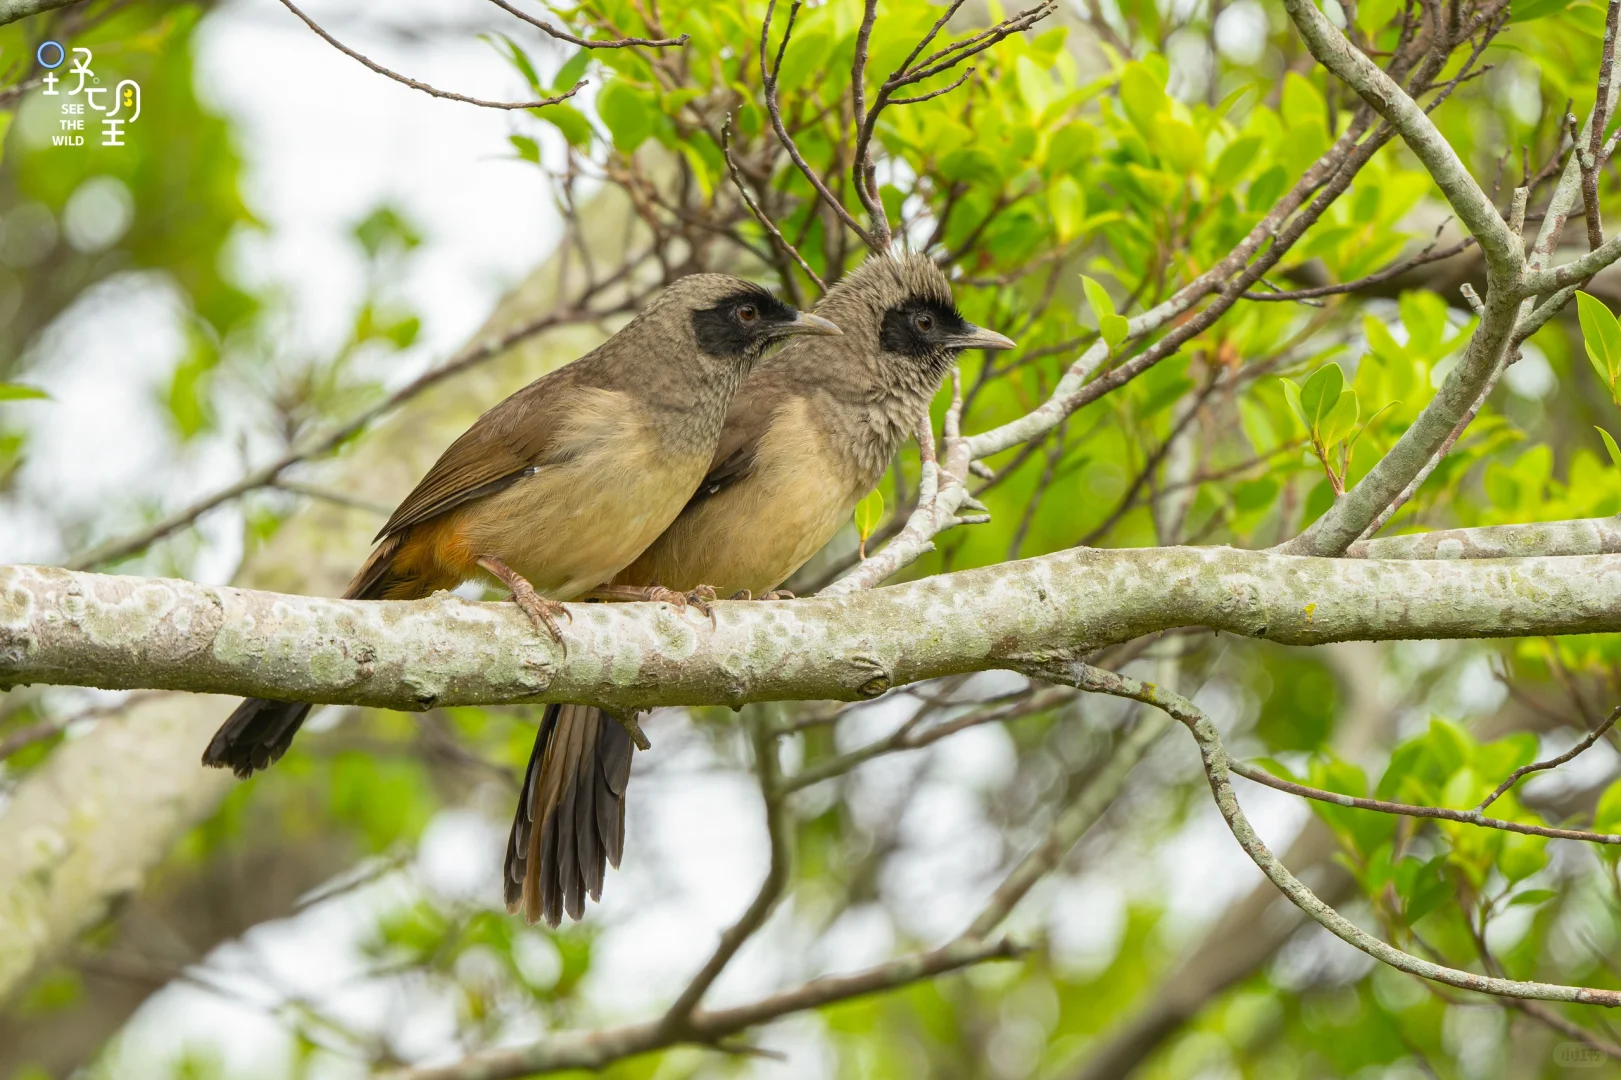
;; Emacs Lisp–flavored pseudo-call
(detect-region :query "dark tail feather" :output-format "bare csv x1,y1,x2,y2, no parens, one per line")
201,697,314,778
203,534,425,780
504,703,636,927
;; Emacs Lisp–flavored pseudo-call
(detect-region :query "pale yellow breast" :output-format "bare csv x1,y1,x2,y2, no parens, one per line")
461,390,711,600
618,397,865,596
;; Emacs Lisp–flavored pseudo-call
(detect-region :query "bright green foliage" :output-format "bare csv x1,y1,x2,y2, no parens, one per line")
853,485,884,557
13,0,1621,1077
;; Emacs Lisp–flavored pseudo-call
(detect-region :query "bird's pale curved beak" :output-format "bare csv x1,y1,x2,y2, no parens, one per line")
947,324,1017,351
772,311,843,339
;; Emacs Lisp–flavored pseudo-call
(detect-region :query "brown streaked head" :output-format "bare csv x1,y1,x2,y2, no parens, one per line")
815,252,1016,395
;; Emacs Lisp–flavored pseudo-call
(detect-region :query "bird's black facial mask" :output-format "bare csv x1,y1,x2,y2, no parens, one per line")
692,290,798,359
880,299,972,359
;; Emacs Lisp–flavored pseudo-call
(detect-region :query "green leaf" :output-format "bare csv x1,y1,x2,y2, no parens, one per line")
854,487,885,540
1508,888,1559,907
775,28,833,93
1081,275,1116,322
1298,363,1345,435
492,33,542,92
382,314,421,349
554,49,590,92
938,147,1000,183
597,82,653,153
1118,62,1167,135
1233,477,1279,512
853,488,885,558
353,206,422,258
1576,290,1621,399
1510,0,1575,20
1247,165,1288,212
1280,378,1305,429
1280,72,1327,132
1047,177,1087,243
1599,427,1621,470
508,134,541,164
0,383,49,402
535,102,593,147
1212,136,1263,189
1594,776,1621,834
1499,829,1548,882
1016,55,1055,116
1395,854,1452,925
1100,313,1130,349
1319,389,1360,448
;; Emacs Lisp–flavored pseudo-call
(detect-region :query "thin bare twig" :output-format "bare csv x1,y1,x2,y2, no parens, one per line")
1477,704,1621,811
720,116,825,291
660,710,792,1033
484,0,688,48
760,0,879,249
1241,235,1475,302
1228,758,1621,845
277,0,584,111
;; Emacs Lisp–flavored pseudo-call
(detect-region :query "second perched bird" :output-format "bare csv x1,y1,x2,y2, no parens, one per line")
503,253,1016,925
203,273,839,778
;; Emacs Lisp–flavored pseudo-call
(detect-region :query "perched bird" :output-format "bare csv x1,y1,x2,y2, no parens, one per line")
203,274,840,779
504,253,1016,926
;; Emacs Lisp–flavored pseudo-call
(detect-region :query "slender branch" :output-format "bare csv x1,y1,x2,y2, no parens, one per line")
0,0,80,24
720,116,825,291
0,694,153,761
780,684,1075,792
1580,2,1620,252
0,76,42,106
1477,704,1621,811
388,937,1017,1079
890,70,974,106
968,707,1173,939
276,0,584,111
1050,662,1621,1007
1280,0,1521,276
759,0,879,249
484,0,687,48
1241,236,1474,303
1346,516,1621,559
659,711,792,1032
848,0,888,245
1227,758,1621,845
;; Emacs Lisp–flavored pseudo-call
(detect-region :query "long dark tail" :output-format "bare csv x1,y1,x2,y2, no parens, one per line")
203,533,427,778
504,704,635,926
201,698,315,778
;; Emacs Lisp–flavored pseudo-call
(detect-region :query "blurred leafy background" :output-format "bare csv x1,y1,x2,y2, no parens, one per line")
4,0,1621,1077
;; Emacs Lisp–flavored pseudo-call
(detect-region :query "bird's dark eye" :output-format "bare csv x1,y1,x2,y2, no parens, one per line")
737,304,759,324
914,312,934,333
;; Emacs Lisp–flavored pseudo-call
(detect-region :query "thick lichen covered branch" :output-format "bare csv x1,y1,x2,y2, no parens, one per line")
17,544,1621,711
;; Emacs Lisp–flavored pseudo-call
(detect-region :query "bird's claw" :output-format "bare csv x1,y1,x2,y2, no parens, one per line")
642,584,718,626
730,588,795,601
514,591,570,652
478,555,569,656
